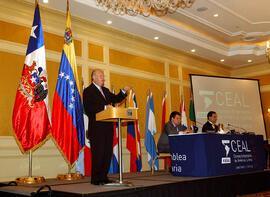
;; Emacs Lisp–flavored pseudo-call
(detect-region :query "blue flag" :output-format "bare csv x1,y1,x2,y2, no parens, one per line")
145,92,158,170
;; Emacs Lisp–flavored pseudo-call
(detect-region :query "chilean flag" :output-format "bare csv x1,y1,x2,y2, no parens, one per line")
12,3,52,153
52,10,84,167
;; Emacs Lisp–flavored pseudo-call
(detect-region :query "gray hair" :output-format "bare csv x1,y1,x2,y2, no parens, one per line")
91,69,103,81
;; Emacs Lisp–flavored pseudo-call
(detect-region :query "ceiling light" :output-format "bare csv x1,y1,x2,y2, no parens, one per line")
43,0,49,3
106,20,112,24
96,0,195,17
197,7,208,12
154,36,159,40
220,59,224,62
191,49,196,53
248,60,252,63
213,13,219,17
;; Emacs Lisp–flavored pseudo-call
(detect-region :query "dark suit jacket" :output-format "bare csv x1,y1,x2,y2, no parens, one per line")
83,83,127,138
202,121,218,133
157,122,185,153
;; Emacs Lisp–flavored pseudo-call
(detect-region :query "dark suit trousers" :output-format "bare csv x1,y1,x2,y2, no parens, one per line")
90,121,114,182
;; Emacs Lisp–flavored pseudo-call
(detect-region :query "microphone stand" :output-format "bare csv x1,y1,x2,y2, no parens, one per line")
227,123,247,134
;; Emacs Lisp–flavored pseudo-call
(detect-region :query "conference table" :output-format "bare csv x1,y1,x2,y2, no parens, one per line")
168,133,265,177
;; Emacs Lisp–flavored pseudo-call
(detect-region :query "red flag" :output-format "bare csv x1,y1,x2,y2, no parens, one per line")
12,4,51,153
84,146,92,175
127,90,142,172
161,91,169,130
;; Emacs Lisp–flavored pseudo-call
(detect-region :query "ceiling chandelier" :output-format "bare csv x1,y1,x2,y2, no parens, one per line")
96,0,195,17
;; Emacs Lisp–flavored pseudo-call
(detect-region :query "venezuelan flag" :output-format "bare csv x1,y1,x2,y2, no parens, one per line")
52,6,84,167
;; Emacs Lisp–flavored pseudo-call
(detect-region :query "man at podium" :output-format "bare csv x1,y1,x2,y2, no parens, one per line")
83,69,129,185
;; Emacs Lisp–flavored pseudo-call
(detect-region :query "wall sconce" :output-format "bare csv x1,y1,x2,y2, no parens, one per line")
268,108,270,113
266,41,270,64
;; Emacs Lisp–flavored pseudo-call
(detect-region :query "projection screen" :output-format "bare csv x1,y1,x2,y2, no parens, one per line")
190,75,266,139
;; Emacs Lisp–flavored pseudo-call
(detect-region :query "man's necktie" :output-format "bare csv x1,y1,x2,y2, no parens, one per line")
99,87,105,98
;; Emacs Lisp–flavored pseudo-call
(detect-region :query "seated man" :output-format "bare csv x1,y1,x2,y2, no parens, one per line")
157,111,190,153
202,111,218,133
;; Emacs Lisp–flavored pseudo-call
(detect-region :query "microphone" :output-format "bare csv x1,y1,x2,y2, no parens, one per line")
227,123,247,133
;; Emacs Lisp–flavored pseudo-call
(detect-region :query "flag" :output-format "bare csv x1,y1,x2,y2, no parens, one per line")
145,92,158,170
83,108,91,176
108,87,120,174
76,107,92,175
52,8,84,167
189,97,198,132
161,91,169,130
12,3,52,153
161,91,171,167
108,123,119,174
189,97,195,122
180,97,188,130
127,89,142,172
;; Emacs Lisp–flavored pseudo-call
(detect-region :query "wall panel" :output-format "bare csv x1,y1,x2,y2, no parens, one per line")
182,67,208,82
169,64,179,79
0,20,29,45
109,49,165,75
88,43,103,62
170,84,180,113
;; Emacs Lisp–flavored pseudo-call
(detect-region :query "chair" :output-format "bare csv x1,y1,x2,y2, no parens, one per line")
151,152,171,174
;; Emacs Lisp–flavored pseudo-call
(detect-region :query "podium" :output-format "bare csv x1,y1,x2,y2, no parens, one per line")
96,107,138,186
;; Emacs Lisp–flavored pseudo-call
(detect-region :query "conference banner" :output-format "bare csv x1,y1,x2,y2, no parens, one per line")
169,133,265,177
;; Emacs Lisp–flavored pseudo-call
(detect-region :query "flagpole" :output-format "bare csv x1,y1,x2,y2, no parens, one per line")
118,118,123,184
29,150,32,177
16,150,45,184
67,0,69,12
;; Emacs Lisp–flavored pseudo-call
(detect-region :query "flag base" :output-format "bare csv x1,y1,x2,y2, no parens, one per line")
15,176,45,184
57,173,83,180
104,180,134,187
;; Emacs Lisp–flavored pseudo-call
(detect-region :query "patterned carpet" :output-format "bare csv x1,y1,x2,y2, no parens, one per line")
240,191,270,197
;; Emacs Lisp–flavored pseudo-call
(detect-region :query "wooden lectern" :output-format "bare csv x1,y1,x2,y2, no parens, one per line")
96,107,138,186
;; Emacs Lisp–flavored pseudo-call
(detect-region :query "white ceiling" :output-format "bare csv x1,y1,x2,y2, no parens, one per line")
31,0,270,67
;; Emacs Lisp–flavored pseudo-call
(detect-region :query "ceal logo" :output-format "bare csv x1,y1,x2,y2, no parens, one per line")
221,140,231,164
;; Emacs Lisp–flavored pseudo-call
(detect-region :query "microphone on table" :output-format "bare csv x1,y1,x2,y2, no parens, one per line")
227,123,247,134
